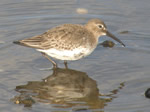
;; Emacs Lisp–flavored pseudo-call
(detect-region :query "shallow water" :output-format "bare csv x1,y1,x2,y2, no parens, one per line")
1,0,150,112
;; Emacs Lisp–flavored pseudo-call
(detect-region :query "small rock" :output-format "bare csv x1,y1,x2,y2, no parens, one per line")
76,8,88,14
145,88,150,98
119,31,129,34
100,40,115,48
15,100,20,104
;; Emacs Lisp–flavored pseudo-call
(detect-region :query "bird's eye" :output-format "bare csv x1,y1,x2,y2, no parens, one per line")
98,24,103,29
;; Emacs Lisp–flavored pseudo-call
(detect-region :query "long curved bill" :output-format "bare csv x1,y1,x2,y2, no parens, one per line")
106,31,125,47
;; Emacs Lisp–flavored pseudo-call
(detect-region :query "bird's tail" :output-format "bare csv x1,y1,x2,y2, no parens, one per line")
13,40,26,46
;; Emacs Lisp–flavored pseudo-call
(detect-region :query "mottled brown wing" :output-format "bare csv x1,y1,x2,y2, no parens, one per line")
14,24,94,50
40,24,95,50
13,35,46,49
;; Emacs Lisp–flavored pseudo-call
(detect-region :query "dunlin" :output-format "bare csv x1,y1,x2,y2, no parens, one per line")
13,19,125,68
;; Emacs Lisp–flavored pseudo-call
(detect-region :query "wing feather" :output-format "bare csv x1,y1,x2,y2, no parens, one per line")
14,24,94,50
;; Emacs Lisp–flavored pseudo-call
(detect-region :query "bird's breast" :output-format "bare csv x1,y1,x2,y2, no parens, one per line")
37,46,96,61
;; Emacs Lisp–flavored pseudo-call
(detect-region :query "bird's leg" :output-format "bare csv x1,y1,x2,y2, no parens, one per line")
41,52,57,68
64,60,68,69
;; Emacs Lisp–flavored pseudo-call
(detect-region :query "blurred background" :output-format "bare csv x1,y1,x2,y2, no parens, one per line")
0,0,150,112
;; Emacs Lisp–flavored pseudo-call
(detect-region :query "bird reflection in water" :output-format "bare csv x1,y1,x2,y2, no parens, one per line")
11,68,124,110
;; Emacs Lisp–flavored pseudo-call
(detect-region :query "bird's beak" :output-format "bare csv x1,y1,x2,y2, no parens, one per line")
106,31,125,47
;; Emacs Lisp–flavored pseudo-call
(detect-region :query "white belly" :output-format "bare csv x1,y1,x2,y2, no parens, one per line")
37,47,95,60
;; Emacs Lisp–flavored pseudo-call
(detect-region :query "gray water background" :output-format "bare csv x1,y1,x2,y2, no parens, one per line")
0,0,150,112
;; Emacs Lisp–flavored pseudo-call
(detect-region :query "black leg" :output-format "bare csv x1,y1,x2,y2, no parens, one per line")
41,52,57,68
64,60,68,69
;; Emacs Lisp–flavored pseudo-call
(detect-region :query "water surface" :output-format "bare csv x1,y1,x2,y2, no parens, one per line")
0,0,150,112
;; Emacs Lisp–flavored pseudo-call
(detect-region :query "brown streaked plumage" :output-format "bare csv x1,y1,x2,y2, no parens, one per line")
13,19,125,68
